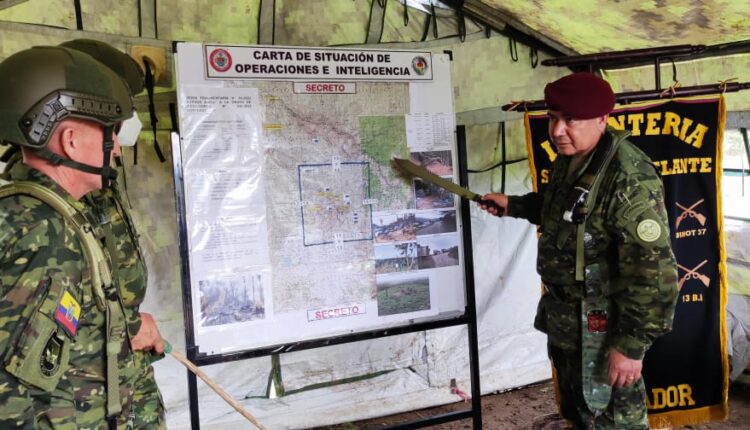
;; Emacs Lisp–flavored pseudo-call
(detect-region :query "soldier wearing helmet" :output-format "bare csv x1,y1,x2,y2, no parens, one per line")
0,45,160,429
0,39,143,171
0,45,131,187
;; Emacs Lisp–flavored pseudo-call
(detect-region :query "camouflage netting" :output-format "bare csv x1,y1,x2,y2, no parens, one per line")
481,0,750,53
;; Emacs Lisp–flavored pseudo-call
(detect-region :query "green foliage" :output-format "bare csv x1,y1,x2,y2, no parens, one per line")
359,116,407,164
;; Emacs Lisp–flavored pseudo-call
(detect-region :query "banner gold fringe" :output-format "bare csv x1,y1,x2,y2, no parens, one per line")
649,404,728,428
524,112,539,193
715,94,730,418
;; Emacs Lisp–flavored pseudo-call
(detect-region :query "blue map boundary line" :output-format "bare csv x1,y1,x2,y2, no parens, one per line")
298,161,374,246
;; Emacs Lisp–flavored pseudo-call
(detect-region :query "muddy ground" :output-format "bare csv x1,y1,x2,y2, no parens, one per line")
318,375,750,430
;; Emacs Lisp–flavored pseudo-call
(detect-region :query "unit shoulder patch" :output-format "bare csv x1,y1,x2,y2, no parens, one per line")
636,219,662,242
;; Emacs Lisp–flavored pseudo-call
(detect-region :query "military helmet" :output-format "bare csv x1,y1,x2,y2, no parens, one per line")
0,46,133,150
60,38,145,95
59,39,144,147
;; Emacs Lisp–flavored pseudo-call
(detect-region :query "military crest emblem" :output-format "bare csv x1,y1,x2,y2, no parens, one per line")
636,219,662,242
411,56,428,76
209,48,233,72
40,333,64,377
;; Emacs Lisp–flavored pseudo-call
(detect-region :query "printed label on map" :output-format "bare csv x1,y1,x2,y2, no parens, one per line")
307,303,366,321
294,82,356,94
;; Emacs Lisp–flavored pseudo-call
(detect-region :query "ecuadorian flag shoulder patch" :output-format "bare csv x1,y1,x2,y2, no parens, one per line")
54,291,81,337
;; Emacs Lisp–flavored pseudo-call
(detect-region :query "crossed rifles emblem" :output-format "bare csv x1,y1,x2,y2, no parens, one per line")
675,199,706,229
677,259,711,290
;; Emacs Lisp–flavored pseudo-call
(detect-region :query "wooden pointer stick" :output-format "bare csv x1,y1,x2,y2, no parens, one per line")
165,342,269,430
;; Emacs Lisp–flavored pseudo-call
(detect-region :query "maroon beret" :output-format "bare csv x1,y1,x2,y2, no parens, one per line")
544,72,615,119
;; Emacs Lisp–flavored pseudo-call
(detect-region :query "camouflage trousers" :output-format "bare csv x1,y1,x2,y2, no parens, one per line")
549,345,649,430
115,350,166,430
0,350,164,429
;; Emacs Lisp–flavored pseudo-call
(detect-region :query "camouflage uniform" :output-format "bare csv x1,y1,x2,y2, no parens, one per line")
508,129,679,429
0,162,164,429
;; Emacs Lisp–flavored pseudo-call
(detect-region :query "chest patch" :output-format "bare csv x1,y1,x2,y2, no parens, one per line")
587,310,608,333
636,219,661,242
54,291,81,337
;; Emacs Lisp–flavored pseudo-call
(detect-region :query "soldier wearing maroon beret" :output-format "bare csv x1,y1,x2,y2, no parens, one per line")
479,73,678,429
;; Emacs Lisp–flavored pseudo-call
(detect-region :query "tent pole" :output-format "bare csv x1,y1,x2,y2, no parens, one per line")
458,125,484,429
541,44,705,68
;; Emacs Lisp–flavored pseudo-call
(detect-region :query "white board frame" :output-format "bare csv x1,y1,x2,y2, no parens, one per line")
173,42,467,356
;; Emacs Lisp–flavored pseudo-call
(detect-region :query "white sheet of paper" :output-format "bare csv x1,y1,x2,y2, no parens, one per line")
180,86,262,170
406,112,454,151
189,217,271,273
185,168,265,219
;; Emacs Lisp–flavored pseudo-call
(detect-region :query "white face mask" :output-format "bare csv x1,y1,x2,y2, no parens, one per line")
117,111,143,147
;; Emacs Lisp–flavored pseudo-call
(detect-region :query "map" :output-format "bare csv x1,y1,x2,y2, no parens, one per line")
298,161,372,246
257,82,412,312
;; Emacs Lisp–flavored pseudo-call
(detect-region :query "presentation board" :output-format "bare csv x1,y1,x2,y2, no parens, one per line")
174,42,466,355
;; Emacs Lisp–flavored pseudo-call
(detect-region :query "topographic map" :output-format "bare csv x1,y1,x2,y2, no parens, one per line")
258,82,412,313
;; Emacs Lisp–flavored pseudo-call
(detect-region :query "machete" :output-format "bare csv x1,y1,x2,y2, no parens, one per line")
392,158,504,215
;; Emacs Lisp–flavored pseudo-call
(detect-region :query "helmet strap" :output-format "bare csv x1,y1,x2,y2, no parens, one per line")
32,124,119,187
100,124,116,188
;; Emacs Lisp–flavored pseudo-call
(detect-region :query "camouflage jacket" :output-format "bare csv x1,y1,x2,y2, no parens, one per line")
508,129,679,359
0,164,141,428
2,149,147,340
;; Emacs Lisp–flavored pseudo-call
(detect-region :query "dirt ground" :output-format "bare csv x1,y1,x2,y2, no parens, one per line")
318,375,750,430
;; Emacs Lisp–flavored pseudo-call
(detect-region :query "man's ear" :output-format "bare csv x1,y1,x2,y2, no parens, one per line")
57,126,78,159
598,114,609,131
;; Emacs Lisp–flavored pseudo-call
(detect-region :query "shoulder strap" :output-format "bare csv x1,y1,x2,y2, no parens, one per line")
563,133,621,224
575,137,626,410
0,181,111,309
573,135,624,281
